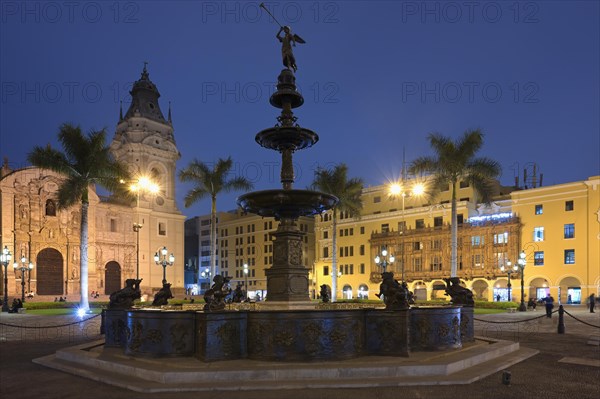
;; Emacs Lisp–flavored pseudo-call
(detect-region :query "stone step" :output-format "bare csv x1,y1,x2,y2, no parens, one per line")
34,337,538,392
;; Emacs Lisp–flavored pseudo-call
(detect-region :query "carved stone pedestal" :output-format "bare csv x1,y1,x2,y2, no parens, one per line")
265,219,309,302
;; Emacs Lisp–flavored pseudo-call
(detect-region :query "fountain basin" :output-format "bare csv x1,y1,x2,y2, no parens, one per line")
104,305,469,361
237,189,338,220
255,126,318,151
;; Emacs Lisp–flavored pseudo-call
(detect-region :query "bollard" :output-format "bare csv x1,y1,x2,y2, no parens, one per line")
502,370,511,385
557,305,565,334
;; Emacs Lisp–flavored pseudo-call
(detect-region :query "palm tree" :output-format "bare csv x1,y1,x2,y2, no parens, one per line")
409,129,501,278
178,157,253,283
312,164,363,302
28,123,129,311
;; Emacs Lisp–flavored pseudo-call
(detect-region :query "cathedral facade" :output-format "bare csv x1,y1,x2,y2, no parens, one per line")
0,66,185,299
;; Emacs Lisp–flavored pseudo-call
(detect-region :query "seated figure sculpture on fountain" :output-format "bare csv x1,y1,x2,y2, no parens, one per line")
203,275,232,311
376,272,409,310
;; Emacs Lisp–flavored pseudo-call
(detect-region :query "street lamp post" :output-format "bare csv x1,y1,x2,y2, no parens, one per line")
13,255,34,303
374,247,395,273
123,176,159,280
1,246,12,312
201,267,211,292
517,250,527,311
243,263,249,301
330,270,342,298
500,260,518,301
390,182,425,282
154,246,175,285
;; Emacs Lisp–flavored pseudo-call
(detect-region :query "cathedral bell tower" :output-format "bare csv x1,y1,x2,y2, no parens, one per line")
110,64,185,293
110,64,180,211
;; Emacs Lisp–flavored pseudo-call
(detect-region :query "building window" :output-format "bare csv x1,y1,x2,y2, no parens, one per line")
431,239,442,250
323,231,328,239
434,216,443,228
535,204,543,215
323,247,329,258
360,226,365,234
381,224,389,233
413,257,422,272
110,218,117,232
413,241,423,250
457,214,464,225
359,245,365,256
415,219,425,229
493,232,508,245
430,256,442,271
374,196,381,203
565,200,574,211
533,227,544,242
534,251,544,266
564,223,575,239
564,249,575,264
471,236,484,246
360,263,365,274
158,222,167,236
472,254,483,268
323,265,329,276
459,181,469,188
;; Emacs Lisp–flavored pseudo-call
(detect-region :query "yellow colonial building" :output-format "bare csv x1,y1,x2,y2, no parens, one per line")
314,175,600,304
184,210,315,299
0,66,185,299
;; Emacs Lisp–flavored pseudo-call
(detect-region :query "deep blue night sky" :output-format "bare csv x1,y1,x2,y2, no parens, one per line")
1,1,599,218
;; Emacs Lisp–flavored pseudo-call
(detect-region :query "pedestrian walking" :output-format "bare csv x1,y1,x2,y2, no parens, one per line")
589,293,596,313
545,294,554,318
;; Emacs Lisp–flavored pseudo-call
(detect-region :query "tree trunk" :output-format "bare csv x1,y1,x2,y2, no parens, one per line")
450,180,458,278
210,196,217,281
331,209,338,302
79,201,90,311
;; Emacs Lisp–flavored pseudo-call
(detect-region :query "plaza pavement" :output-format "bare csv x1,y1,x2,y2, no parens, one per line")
0,305,598,399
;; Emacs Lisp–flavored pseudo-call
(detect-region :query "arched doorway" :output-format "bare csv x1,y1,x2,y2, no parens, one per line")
431,280,446,300
530,277,549,301
558,276,581,304
357,284,369,299
413,281,427,302
105,261,121,295
36,248,63,295
342,284,353,299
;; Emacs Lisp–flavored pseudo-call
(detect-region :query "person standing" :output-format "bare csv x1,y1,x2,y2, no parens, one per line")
590,293,596,313
545,294,554,318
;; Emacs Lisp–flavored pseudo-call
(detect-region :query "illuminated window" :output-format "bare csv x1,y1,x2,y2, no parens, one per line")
472,254,483,268
535,204,543,215
533,227,544,242
564,223,575,239
534,251,544,266
471,236,484,246
564,249,575,264
493,232,508,245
